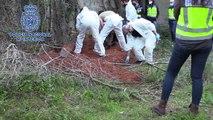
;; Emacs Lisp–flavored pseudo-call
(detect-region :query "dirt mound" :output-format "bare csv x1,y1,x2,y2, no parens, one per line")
37,35,143,83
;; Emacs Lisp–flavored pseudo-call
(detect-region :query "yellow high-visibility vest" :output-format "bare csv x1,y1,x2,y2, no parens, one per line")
137,13,142,18
147,6,157,17
176,7,213,40
168,7,175,20
136,8,142,18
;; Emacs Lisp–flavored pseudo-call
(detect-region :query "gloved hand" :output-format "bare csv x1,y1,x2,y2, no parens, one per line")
125,56,130,64
156,33,161,41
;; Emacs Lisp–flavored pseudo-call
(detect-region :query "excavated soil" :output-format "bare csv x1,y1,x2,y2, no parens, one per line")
37,35,143,83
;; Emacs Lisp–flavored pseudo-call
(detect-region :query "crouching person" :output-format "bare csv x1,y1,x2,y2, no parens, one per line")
74,7,106,57
123,18,160,64
99,10,129,52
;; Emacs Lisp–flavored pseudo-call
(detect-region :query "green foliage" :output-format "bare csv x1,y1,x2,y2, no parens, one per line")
83,90,94,101
1,72,213,120
202,91,213,105
202,84,213,105
157,111,209,120
204,52,213,82
139,64,166,83
156,24,173,51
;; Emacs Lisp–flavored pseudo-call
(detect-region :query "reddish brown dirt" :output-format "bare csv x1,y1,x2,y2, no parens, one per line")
37,35,143,83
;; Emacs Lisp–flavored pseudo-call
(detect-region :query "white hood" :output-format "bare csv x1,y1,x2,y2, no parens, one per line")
125,0,138,21
128,18,156,38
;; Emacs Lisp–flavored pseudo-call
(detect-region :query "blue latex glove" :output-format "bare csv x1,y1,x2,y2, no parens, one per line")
125,56,130,64
156,34,161,41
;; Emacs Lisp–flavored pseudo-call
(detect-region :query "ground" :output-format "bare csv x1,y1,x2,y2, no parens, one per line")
37,35,143,83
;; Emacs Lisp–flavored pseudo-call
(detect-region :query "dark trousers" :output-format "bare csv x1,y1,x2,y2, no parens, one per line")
168,19,177,43
147,17,157,28
161,42,212,105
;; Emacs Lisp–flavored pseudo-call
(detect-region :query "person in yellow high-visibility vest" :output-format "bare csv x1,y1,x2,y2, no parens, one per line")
168,0,177,43
132,0,145,19
152,0,213,116
146,0,159,27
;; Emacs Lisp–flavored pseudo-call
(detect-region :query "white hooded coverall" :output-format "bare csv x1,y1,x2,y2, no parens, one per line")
99,11,129,51
126,18,156,63
125,0,138,22
74,7,105,56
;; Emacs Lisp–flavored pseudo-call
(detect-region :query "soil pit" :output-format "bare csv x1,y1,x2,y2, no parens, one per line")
37,35,143,83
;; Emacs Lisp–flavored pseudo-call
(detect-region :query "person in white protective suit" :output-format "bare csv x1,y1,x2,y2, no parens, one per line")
123,18,161,64
98,11,129,52
74,7,106,57
121,0,138,22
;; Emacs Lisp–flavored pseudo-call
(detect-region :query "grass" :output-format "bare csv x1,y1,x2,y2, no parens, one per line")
0,72,212,120
0,25,213,120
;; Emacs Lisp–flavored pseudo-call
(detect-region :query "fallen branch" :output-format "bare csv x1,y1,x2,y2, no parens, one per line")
41,56,61,66
41,45,52,60
146,63,166,72
153,61,169,64
91,77,149,103
125,62,167,72
57,68,149,103
104,61,132,66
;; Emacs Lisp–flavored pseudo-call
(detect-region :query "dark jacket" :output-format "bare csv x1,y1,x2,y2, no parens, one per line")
174,0,183,20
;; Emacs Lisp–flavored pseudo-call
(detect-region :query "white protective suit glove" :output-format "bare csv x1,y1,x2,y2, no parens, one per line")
156,34,161,41
125,56,130,64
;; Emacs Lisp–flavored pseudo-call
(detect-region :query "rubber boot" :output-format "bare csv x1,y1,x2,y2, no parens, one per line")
189,104,199,115
152,100,167,115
